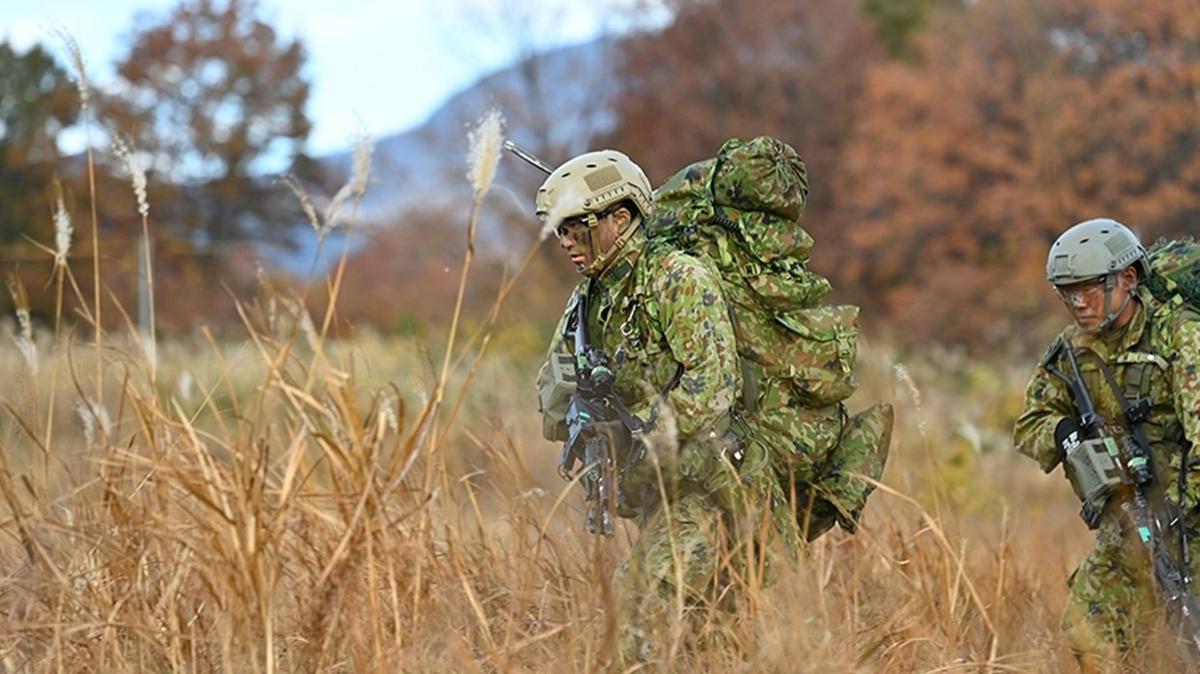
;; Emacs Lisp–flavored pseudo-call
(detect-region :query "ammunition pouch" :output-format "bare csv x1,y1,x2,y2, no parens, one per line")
537,352,577,441
1059,421,1126,530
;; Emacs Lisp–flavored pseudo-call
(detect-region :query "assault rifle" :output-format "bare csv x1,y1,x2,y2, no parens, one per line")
1044,338,1200,661
557,284,646,535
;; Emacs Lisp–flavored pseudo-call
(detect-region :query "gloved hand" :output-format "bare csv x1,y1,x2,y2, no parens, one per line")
1053,416,1083,470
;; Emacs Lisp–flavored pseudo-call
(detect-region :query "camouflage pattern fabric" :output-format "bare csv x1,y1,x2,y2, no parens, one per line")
613,465,795,665
1013,291,1200,663
537,225,741,452
794,402,895,538
1145,237,1200,309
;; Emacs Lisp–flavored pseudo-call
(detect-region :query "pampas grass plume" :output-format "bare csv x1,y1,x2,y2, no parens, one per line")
467,109,504,200
8,278,38,376
280,174,321,234
111,132,149,217
16,311,37,376
75,398,112,446
53,188,72,269
52,27,90,111
351,133,373,203
323,133,374,237
540,199,575,242
894,363,928,441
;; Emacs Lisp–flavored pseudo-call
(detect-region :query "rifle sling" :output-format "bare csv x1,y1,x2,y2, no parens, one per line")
1091,356,1156,471
1113,308,1194,581
1091,350,1194,584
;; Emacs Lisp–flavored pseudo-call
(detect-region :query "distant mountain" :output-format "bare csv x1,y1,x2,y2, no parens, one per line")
270,37,621,275
319,36,620,224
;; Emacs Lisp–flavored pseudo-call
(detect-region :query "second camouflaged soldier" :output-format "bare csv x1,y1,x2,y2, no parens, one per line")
1013,218,1200,671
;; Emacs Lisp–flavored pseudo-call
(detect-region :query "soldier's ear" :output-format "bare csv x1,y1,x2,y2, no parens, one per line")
1121,265,1139,289
611,206,632,230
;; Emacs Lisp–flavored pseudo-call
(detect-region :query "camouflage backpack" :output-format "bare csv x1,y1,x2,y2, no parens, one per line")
646,136,893,537
1145,238,1200,312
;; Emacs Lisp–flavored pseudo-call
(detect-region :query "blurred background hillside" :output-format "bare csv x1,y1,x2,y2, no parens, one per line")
2,0,1198,353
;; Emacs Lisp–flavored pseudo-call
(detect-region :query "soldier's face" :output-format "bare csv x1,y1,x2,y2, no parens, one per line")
556,210,626,273
1055,267,1138,331
555,216,594,269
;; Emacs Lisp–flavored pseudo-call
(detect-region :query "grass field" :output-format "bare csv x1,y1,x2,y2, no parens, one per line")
5,301,1166,672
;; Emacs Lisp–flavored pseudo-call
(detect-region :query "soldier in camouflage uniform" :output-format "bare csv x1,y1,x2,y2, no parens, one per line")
1013,219,1200,671
535,150,800,664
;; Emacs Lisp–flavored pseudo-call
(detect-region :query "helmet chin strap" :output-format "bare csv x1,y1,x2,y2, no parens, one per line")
1086,274,1135,334
578,213,601,277
580,214,642,278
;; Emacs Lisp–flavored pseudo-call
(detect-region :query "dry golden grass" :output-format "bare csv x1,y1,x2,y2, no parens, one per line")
6,300,1174,672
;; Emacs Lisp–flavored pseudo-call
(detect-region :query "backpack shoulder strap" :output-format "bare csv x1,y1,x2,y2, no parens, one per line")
1124,312,1158,406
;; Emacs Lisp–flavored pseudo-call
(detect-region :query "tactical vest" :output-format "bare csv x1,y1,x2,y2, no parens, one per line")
1076,301,1196,506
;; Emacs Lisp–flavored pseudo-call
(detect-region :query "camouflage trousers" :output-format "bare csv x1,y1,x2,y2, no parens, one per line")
613,465,799,667
1062,501,1200,670
610,402,891,666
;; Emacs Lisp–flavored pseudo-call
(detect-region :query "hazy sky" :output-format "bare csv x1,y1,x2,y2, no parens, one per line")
2,0,661,155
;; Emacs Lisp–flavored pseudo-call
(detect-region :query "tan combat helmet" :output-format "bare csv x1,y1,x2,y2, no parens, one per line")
1046,218,1150,331
536,150,653,276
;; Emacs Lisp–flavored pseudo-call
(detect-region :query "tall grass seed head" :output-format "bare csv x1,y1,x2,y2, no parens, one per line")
6,277,37,375
52,180,72,268
642,399,679,464
894,363,929,441
380,390,399,436
76,398,113,447
322,134,375,237
53,199,72,267
280,174,321,234
467,109,505,199
52,27,91,111
351,133,373,203
111,132,150,218
13,309,38,376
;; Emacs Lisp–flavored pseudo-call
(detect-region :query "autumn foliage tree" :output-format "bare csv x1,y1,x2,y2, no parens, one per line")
608,0,882,226
106,0,317,254
833,0,1200,351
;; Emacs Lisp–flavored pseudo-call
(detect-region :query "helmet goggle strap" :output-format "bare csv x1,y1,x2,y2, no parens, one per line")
576,212,602,276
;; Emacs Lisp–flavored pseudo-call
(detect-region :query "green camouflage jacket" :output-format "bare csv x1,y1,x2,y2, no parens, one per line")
1013,291,1200,504
537,224,742,483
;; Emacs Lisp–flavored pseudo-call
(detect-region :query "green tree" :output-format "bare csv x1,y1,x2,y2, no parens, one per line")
0,42,77,246
859,0,960,59
108,0,318,252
